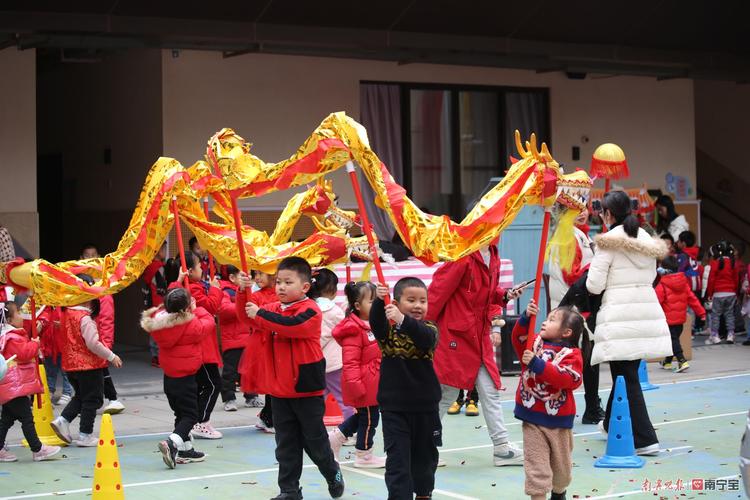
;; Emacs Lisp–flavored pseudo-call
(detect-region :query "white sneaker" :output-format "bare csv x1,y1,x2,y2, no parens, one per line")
192,422,222,439
328,428,347,462
254,421,275,434
705,335,721,345
353,449,386,468
50,416,72,444
727,333,735,344
54,394,72,407
493,443,524,466
74,433,98,447
244,396,264,408
33,444,61,461
103,400,125,415
224,400,238,412
598,420,608,438
0,446,18,462
343,434,357,447
437,457,447,467
636,443,660,456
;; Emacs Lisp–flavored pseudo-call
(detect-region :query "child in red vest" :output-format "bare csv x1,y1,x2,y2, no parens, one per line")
239,257,344,500
656,256,706,372
23,305,72,406
51,274,123,447
141,287,216,468
0,302,61,462
328,281,385,468
218,265,260,411
512,299,585,500
171,252,224,439
237,269,278,433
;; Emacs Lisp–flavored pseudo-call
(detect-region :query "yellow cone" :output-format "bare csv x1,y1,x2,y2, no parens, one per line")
22,363,67,447
92,414,124,499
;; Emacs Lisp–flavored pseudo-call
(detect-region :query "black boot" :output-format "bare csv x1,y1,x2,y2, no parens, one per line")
550,491,566,500
270,489,303,500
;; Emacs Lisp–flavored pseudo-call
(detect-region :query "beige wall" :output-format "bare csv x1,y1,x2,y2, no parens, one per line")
162,50,697,206
0,49,38,255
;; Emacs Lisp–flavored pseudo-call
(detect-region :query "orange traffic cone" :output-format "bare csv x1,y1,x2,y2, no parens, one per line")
92,414,124,499
22,364,67,447
323,394,344,427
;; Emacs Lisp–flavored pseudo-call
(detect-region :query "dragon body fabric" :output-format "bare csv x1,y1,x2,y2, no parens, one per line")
0,112,590,306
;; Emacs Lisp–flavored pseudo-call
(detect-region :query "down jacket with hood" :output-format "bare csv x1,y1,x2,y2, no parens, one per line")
332,314,381,408
586,225,672,365
141,306,214,378
655,272,706,326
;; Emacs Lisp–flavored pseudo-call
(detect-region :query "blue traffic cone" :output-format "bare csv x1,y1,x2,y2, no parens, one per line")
638,360,658,391
594,376,645,468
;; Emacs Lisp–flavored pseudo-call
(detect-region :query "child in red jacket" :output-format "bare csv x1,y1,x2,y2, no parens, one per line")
239,257,344,500
218,265,261,411
328,281,385,468
0,302,61,462
23,305,72,406
706,240,741,344
171,252,224,439
236,269,278,433
51,274,123,448
512,299,585,500
141,287,215,469
656,256,706,372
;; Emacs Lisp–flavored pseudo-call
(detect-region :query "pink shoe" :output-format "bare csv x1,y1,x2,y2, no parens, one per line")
328,428,347,462
0,446,18,462
192,422,222,439
33,444,61,462
353,449,386,468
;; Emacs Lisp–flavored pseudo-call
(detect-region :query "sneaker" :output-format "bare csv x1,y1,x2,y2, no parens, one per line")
32,444,61,462
176,449,206,464
327,468,345,498
0,446,18,462
270,489,303,500
581,405,605,425
636,443,660,456
158,439,178,469
328,428,347,462
447,401,462,415
675,360,690,373
705,335,721,345
437,457,447,467
54,394,72,407
727,333,735,344
342,435,357,447
103,400,125,415
255,421,276,434
244,396,264,408
74,433,98,447
50,416,72,444
465,400,479,417
493,443,524,466
224,400,238,412
192,422,222,439
660,361,673,370
353,449,386,468
151,356,160,368
597,420,608,438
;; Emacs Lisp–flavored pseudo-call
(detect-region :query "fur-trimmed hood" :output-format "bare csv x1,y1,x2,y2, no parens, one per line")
140,306,194,332
594,226,668,260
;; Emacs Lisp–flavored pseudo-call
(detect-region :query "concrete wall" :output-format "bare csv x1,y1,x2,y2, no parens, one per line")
0,49,38,256
162,50,697,206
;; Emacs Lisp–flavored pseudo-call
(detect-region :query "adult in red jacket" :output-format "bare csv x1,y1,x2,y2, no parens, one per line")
656,260,706,370
427,244,524,466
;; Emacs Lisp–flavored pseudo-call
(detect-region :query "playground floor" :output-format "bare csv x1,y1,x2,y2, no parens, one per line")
1,341,748,500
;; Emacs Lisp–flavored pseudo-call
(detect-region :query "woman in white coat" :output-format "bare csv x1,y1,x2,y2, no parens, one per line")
586,191,671,455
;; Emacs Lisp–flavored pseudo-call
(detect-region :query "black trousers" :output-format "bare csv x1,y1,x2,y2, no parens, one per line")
664,324,686,363
62,368,104,434
381,410,441,499
271,396,339,494
164,373,199,442
196,363,221,423
220,348,255,402
0,396,42,452
259,395,274,427
339,405,380,451
603,360,658,449
103,367,117,401
582,340,601,411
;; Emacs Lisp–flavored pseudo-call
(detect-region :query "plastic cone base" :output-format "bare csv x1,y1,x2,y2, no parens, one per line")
22,364,67,448
594,454,645,468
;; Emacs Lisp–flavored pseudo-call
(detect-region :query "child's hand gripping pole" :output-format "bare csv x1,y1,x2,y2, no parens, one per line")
202,197,217,280
525,207,552,351
345,161,389,305
170,196,191,290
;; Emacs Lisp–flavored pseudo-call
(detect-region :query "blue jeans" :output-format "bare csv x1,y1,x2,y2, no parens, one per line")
44,354,72,396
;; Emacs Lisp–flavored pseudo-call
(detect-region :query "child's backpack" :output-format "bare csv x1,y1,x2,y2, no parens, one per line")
684,254,703,295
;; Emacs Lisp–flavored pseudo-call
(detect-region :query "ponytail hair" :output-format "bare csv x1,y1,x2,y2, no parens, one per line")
308,268,338,300
601,190,639,238
344,281,377,317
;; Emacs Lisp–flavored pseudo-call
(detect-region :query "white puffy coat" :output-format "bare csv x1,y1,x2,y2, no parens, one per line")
586,225,672,365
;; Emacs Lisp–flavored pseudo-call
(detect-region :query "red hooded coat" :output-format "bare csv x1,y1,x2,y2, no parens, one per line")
332,314,381,408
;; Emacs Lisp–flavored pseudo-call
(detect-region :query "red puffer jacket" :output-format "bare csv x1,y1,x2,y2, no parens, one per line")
238,294,325,398
236,286,277,394
218,281,248,352
655,272,706,326
97,295,115,349
0,326,43,404
140,306,214,378
22,306,59,359
332,314,381,408
170,280,223,366
706,257,740,297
